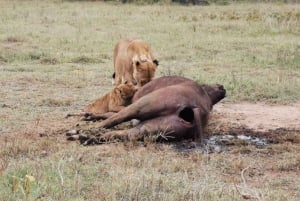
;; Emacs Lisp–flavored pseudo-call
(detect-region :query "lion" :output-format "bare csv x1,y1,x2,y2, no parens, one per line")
113,39,159,88
84,82,137,115
66,82,137,120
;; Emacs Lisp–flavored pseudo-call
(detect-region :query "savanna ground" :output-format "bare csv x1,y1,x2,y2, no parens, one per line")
0,0,300,200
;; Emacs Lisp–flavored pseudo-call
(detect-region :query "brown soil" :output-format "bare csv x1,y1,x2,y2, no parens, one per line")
213,102,300,131
205,102,300,144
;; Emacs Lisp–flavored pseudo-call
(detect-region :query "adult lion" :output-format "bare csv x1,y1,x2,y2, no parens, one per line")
113,39,159,88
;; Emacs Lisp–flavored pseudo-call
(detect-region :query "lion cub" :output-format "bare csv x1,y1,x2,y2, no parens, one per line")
84,82,136,115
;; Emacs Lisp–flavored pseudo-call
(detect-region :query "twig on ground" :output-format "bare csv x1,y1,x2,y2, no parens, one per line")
58,157,65,186
234,166,263,200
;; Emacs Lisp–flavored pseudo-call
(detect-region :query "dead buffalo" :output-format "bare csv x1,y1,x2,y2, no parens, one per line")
76,76,226,144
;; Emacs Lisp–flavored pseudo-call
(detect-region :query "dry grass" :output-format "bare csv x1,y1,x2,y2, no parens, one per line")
0,0,300,200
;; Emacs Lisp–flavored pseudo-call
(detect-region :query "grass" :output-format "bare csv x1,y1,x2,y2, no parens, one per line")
1,1,299,102
0,0,300,200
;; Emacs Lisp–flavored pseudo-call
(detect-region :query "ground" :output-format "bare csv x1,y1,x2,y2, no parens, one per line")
214,102,300,131
1,1,299,200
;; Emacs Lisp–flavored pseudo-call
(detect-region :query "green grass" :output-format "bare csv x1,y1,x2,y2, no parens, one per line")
0,1,299,103
0,0,300,200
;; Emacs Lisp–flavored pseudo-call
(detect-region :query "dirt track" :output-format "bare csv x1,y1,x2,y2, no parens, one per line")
213,102,300,131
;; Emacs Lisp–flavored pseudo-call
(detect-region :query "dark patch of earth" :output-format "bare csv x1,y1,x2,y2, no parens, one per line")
55,118,300,153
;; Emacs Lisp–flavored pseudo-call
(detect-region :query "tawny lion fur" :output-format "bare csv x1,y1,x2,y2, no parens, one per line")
84,83,136,115
113,39,159,88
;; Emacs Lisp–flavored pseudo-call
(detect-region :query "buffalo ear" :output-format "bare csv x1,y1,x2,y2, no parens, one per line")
153,59,159,66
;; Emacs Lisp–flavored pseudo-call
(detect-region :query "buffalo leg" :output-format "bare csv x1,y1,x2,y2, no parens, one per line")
96,94,173,128
65,112,87,119
99,114,194,142
192,108,204,143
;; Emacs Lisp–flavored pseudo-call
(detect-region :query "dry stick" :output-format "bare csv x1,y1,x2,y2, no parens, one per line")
157,126,175,141
234,166,262,200
58,157,65,186
241,166,250,187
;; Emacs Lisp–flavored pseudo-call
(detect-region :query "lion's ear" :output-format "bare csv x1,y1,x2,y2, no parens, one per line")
132,55,139,65
135,61,140,67
114,87,121,94
153,59,159,66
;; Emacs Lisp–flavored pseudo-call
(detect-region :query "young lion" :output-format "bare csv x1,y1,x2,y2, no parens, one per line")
113,39,159,88
65,82,136,120
84,82,137,116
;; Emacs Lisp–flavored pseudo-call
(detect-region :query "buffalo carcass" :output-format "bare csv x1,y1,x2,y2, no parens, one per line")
68,76,226,144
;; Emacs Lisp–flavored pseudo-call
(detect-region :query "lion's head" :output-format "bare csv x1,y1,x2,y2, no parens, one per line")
114,82,137,104
132,54,159,87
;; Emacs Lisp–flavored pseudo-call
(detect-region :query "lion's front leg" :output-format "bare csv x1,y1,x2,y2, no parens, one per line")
108,105,125,113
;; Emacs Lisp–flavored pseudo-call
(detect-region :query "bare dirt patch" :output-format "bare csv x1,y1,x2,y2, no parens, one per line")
203,102,300,148
213,102,300,131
